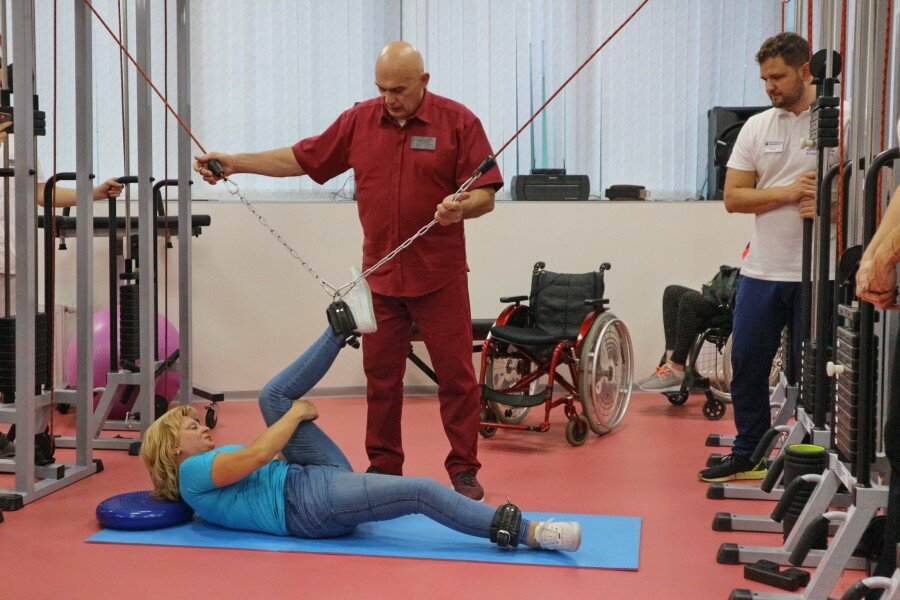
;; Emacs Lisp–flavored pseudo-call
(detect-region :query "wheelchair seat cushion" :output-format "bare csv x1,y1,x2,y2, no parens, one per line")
96,491,194,531
489,324,578,348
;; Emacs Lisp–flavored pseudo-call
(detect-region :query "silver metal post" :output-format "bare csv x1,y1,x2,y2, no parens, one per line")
74,0,95,466
1,0,8,317
135,0,155,427
11,0,36,496
122,0,132,258
176,0,193,405
846,0,870,246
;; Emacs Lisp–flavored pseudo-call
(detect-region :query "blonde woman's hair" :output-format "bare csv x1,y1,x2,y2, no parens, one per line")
140,405,194,501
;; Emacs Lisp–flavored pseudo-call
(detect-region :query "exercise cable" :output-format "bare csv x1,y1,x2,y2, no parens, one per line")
80,0,650,301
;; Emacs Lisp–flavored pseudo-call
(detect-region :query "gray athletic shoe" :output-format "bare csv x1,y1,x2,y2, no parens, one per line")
637,367,664,387
638,365,685,392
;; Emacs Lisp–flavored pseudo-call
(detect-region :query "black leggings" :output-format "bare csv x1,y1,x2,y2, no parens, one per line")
662,285,726,366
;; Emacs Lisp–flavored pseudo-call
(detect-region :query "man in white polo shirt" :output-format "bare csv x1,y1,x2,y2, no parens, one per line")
700,32,828,482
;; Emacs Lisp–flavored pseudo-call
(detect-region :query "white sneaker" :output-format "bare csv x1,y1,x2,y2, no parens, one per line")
344,266,377,334
533,519,581,552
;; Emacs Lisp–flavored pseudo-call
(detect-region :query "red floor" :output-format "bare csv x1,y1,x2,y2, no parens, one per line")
2,392,861,599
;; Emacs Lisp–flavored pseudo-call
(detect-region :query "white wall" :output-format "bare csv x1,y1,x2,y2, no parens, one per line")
51,200,754,396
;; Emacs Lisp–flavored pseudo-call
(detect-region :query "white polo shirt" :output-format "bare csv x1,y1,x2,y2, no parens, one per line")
728,106,840,282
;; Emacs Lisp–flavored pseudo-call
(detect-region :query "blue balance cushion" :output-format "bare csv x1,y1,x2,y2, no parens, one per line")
97,491,194,531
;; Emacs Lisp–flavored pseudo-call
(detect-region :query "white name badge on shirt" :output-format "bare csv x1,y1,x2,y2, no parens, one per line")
411,136,437,150
764,140,785,153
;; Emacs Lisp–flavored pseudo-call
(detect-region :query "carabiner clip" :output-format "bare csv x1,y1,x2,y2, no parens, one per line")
222,177,240,195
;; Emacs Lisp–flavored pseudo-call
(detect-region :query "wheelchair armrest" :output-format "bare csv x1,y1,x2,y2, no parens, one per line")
499,295,528,305
584,298,609,309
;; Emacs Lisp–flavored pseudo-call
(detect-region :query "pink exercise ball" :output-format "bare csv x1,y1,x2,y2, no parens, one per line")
64,307,180,419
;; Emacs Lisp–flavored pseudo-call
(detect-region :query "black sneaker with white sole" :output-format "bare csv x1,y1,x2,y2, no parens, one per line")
698,453,767,482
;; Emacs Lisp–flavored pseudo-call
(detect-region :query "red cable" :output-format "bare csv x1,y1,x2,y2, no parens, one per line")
49,0,58,432
877,0,893,223
162,0,171,400
494,0,650,158
837,0,848,256
82,0,208,154
807,0,814,57
82,0,649,167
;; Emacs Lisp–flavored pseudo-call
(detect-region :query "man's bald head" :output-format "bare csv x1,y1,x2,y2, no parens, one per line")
375,41,430,121
376,41,425,75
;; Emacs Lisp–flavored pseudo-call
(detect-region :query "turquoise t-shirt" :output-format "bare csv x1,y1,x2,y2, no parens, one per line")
179,444,290,536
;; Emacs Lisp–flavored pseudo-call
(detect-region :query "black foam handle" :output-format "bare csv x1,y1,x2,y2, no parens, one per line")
788,514,830,565
476,156,496,174
207,158,224,178
750,426,782,465
838,581,872,600
770,476,809,522
760,453,786,493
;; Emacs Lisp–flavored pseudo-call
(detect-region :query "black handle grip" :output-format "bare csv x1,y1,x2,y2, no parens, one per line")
750,427,782,465
760,453,786,493
770,475,809,522
476,156,496,174
838,580,871,600
207,158,224,178
788,514,830,565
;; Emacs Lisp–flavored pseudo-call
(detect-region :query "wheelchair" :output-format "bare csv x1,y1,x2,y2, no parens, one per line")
662,316,786,421
477,262,633,446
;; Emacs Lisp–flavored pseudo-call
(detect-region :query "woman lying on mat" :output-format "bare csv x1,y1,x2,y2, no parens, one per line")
140,328,580,552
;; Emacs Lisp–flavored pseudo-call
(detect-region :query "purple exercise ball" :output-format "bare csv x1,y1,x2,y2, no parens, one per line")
64,307,180,419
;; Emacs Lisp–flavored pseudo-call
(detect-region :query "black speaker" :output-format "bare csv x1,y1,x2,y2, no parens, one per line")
707,106,769,200
510,170,590,201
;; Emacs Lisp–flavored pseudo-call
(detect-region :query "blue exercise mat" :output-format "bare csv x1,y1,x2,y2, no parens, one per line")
88,511,641,570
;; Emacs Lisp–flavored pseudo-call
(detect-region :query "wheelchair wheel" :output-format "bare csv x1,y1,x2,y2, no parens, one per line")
484,356,533,425
702,394,726,420
579,313,633,435
770,328,788,387
564,415,590,447
665,391,689,406
478,408,497,438
693,330,731,402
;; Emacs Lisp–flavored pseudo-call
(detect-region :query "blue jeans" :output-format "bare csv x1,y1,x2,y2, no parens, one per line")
729,276,803,459
258,329,527,543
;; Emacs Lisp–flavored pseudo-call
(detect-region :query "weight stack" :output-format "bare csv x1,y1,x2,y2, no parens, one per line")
0,313,50,399
119,284,140,367
834,304,877,470
780,444,829,543
800,340,817,413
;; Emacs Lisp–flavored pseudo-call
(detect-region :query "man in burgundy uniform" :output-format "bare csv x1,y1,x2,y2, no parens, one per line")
195,42,502,500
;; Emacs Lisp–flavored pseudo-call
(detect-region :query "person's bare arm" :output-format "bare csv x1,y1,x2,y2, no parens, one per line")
194,148,305,185
857,185,900,308
210,400,318,488
36,178,124,207
724,168,815,215
434,186,496,226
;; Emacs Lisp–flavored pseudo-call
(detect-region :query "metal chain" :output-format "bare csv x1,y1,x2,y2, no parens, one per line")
220,169,483,301
224,179,340,297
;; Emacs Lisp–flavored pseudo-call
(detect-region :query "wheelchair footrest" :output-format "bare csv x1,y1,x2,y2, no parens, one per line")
481,385,548,408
